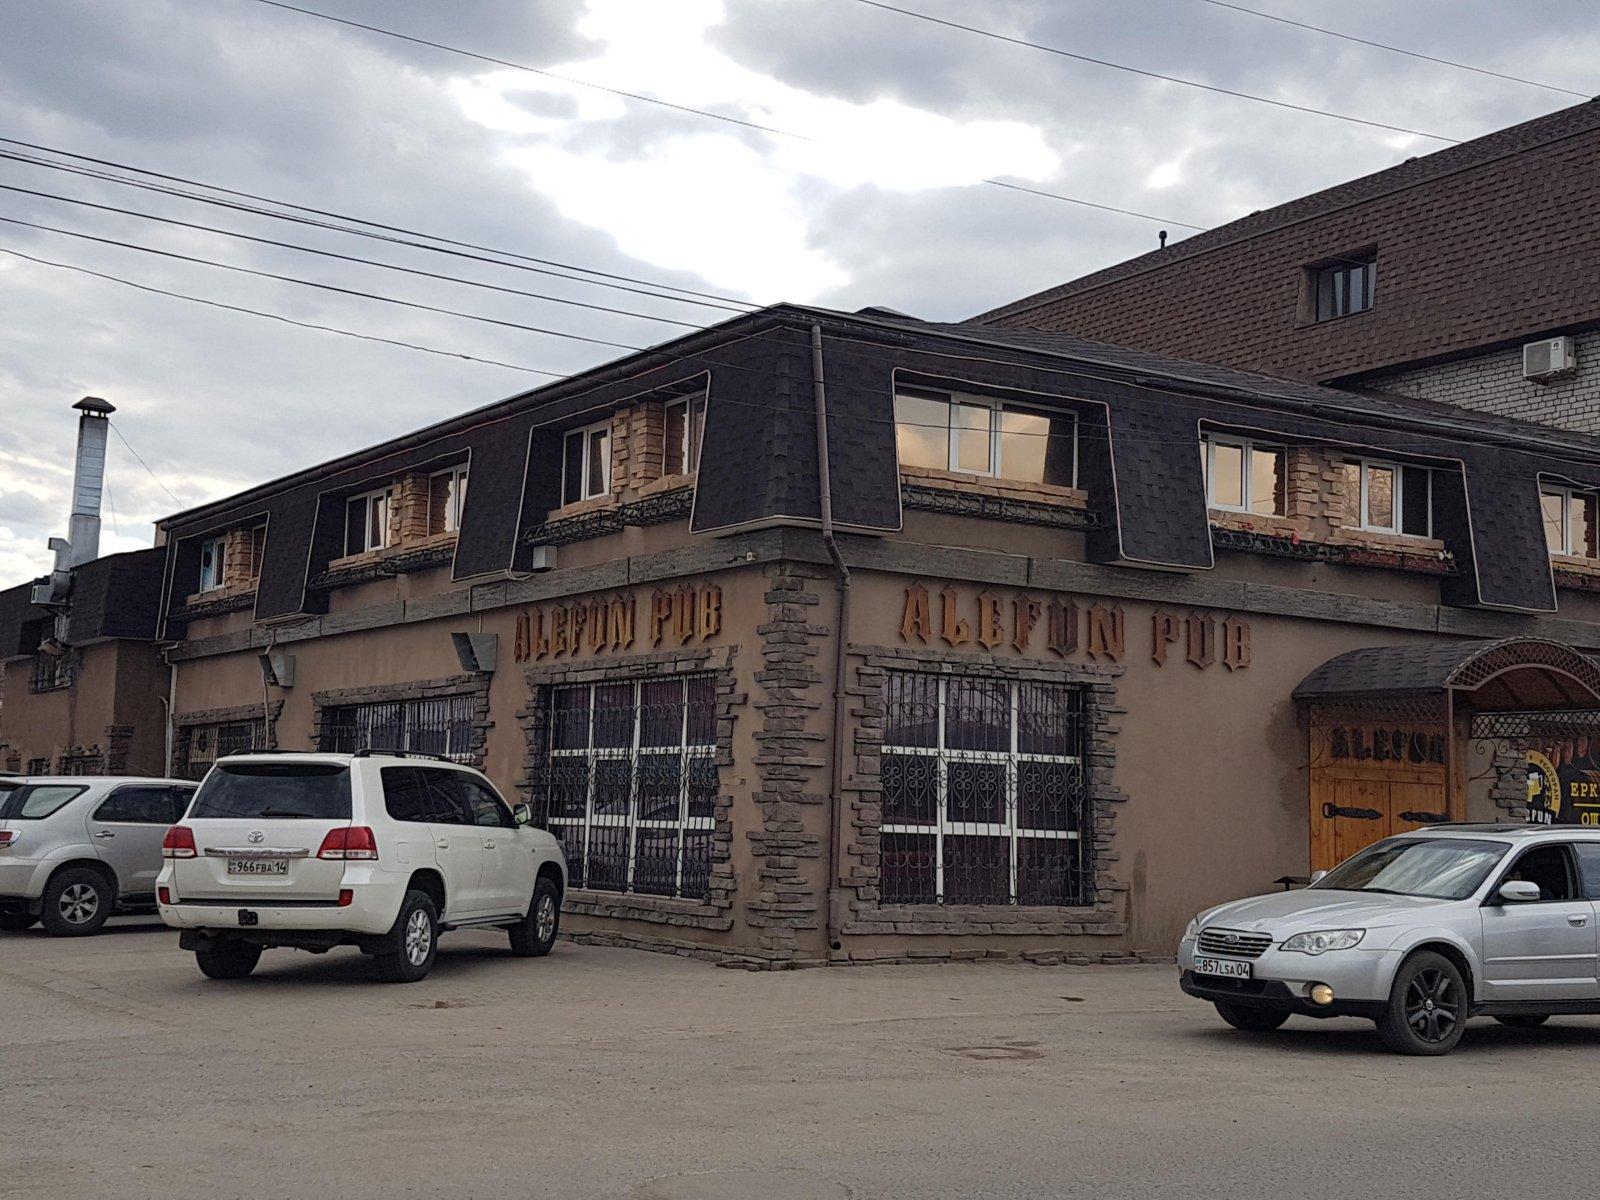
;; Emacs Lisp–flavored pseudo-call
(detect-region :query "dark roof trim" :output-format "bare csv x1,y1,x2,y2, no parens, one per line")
976,99,1600,324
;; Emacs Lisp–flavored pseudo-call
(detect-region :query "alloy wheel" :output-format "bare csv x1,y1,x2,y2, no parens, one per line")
535,893,557,943
59,882,100,926
404,909,432,966
1404,967,1459,1044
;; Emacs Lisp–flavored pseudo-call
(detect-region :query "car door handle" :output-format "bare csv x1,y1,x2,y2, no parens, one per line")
1569,915,1589,927
482,839,497,849
94,830,116,839
436,839,450,849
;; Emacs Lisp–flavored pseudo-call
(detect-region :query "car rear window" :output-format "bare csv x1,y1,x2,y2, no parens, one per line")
188,762,352,820
0,784,86,820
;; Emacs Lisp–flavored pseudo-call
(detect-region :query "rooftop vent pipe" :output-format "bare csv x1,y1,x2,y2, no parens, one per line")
31,396,115,608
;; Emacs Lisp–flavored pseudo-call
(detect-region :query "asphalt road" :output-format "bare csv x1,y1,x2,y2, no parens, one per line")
3,916,1596,1200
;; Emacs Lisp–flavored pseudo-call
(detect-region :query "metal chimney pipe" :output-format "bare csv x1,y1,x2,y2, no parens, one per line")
65,396,114,569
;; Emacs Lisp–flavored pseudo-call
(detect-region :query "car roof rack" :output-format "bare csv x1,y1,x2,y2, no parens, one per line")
350,748,452,763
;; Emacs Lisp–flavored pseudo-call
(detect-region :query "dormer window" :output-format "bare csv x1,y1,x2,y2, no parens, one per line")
664,394,706,476
198,537,226,592
429,465,469,535
893,388,1075,487
1313,253,1376,321
346,486,395,556
1343,459,1431,537
1202,436,1285,516
1543,486,1597,558
562,421,611,505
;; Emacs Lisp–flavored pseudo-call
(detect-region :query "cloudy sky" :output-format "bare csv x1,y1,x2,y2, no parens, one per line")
0,0,1592,587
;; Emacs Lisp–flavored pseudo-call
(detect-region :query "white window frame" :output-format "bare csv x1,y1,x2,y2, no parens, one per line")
429,465,469,534
1346,458,1431,538
547,677,715,899
881,676,1083,906
1543,485,1597,558
1202,435,1285,516
663,394,706,477
347,486,395,555
198,536,226,592
563,421,612,504
894,389,1078,488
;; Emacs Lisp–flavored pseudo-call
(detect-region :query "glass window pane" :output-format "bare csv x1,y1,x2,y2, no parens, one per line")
942,834,1009,905
944,678,1009,753
884,673,939,748
1543,491,1566,553
881,832,936,904
894,392,949,470
1018,762,1079,831
345,498,365,555
882,753,937,824
1017,838,1083,906
1581,495,1599,558
1018,683,1080,756
584,822,629,892
1210,442,1244,508
639,679,684,747
999,409,1074,487
664,401,687,476
684,674,716,746
592,683,634,750
688,397,705,473
587,428,609,497
591,758,632,819
563,432,584,505
952,403,993,474
1400,466,1431,537
1250,447,1284,516
549,686,591,751
947,761,1005,825
1366,465,1395,529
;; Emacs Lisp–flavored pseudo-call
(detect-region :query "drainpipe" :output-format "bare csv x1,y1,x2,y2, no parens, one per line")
812,322,851,957
162,648,177,777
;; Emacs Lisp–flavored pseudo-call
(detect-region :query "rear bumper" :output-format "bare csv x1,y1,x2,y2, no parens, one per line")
1179,971,1387,1020
0,857,51,903
157,875,405,937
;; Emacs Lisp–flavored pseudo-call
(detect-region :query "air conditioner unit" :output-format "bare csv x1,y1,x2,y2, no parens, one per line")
1523,336,1576,381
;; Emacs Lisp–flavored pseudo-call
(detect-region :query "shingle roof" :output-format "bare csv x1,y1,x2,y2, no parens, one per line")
1293,637,1600,703
975,98,1600,324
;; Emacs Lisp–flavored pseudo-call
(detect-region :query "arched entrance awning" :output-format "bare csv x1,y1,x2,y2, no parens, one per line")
1293,638,1600,712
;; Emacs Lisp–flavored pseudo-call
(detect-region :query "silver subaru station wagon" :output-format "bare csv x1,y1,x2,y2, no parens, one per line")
0,776,197,936
1178,824,1600,1054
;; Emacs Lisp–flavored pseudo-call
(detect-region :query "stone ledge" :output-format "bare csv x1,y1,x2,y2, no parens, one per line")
564,889,734,930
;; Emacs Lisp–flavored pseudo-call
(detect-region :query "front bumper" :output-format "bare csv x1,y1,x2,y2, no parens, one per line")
1177,937,1402,1013
1179,971,1387,1020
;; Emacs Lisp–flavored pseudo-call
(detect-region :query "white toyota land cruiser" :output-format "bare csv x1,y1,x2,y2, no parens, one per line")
157,751,566,983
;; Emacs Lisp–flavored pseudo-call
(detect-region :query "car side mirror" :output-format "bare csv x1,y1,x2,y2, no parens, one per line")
512,803,533,827
1497,880,1542,904
1309,870,1327,884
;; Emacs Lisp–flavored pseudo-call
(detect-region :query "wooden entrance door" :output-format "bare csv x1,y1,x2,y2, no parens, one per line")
1309,770,1449,874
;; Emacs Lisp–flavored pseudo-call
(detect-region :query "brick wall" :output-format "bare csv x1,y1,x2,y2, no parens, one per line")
982,102,1600,390
1360,330,1600,435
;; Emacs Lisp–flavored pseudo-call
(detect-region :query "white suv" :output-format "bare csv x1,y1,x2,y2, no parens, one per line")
157,751,566,983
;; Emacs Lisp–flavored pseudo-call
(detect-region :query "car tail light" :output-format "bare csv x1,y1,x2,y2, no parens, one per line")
0,830,17,848
162,825,197,859
157,887,171,905
338,889,354,908
317,827,379,861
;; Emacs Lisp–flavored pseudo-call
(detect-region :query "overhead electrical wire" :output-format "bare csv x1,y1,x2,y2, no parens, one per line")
0,180,709,330
106,419,186,507
0,138,757,311
237,1,1218,232
848,0,1464,143
1194,0,1590,99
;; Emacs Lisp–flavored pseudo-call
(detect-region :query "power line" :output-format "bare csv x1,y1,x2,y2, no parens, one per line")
981,180,1207,232
848,0,1464,143
0,214,651,352
1195,0,1590,99
0,244,562,377
107,420,184,507
0,180,709,331
250,0,809,140
235,7,1217,231
0,138,757,310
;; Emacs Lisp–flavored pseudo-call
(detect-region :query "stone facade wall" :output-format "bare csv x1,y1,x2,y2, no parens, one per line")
1362,330,1600,436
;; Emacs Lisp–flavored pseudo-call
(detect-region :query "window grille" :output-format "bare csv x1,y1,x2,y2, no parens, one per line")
880,672,1090,907
57,751,104,777
533,674,717,900
29,650,75,694
179,719,265,781
321,695,476,763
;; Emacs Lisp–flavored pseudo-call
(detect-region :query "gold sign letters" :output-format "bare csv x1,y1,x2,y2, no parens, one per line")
514,584,721,663
1151,610,1252,671
899,583,1125,662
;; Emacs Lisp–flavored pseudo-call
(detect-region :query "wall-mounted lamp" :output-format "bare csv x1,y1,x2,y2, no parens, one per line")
258,649,296,688
452,632,498,675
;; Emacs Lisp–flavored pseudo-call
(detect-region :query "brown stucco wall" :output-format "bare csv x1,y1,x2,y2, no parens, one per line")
0,641,167,775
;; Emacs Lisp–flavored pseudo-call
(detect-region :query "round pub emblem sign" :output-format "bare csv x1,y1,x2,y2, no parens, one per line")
1527,750,1560,825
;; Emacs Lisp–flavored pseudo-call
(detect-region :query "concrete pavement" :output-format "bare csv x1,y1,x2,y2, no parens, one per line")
2,916,1595,1199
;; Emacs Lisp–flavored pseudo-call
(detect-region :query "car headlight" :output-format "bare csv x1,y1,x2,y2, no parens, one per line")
1181,917,1199,942
1280,929,1365,955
